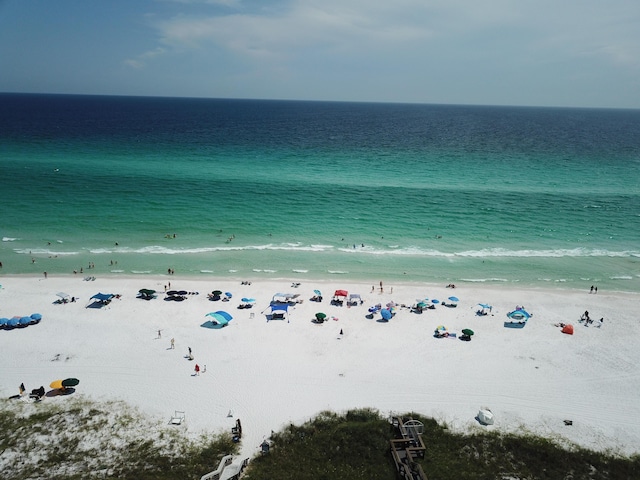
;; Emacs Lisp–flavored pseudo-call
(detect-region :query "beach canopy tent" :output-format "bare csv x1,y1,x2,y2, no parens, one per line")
56,292,70,301
87,293,114,308
271,293,298,304
562,324,574,335
334,290,348,298
91,293,114,302
268,303,289,322
348,294,361,305
476,303,492,315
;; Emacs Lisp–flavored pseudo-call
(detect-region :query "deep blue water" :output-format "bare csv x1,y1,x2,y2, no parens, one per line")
1,93,639,290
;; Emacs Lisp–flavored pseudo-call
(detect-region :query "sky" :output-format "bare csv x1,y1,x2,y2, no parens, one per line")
0,0,639,108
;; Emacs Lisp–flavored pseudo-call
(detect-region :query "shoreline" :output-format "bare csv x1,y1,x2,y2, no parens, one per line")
2,271,638,296
1,274,639,459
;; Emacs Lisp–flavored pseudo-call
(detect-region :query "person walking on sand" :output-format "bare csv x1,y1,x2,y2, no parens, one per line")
194,364,200,376
170,338,175,349
379,281,383,293
157,329,161,339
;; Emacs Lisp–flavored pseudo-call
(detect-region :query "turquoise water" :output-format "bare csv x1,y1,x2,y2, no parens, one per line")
1,94,639,291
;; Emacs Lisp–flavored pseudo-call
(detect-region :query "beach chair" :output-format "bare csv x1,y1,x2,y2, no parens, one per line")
169,411,185,425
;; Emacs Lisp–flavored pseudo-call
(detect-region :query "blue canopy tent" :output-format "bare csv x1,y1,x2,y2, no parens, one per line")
91,293,114,302
87,293,115,308
268,303,289,322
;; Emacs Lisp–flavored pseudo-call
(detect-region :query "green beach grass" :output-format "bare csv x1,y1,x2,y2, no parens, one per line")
2,398,638,480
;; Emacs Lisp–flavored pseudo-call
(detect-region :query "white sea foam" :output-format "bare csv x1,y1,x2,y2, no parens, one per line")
110,270,125,273
460,278,509,283
200,270,214,273
292,269,308,273
2,237,19,242
14,248,78,256
328,270,348,274
130,270,152,274
610,275,633,280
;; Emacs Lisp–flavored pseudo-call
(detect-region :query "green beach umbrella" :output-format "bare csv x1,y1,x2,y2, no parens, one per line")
315,312,327,320
62,378,80,387
462,328,475,336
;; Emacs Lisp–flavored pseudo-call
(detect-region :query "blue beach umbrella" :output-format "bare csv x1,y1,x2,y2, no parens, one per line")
0,317,9,327
31,313,43,321
241,297,255,303
380,308,392,321
19,316,32,326
225,292,232,298
314,289,322,296
448,296,459,302
431,299,440,304
7,317,20,327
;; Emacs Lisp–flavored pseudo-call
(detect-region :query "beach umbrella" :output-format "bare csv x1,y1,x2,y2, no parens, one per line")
62,378,80,387
462,328,475,336
225,292,232,298
417,301,428,308
31,314,42,321
315,312,327,320
431,299,440,304
167,290,178,295
211,290,222,296
448,296,459,303
314,289,322,296
0,318,9,327
478,303,492,309
139,289,156,295
50,379,64,390
7,317,19,327
435,325,447,331
241,297,255,303
177,290,188,296
380,308,392,321
18,316,32,326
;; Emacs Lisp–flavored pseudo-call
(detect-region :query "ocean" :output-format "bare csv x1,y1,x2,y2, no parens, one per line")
1,93,639,291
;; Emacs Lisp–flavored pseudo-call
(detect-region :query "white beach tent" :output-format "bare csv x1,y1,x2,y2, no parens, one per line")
477,407,494,425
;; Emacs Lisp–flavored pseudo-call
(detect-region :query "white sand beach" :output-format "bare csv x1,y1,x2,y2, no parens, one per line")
1,275,639,461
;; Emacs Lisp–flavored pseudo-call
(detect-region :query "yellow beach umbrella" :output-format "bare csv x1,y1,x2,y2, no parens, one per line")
50,379,63,390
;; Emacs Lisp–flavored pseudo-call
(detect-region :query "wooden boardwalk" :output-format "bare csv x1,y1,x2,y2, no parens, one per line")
389,417,428,480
